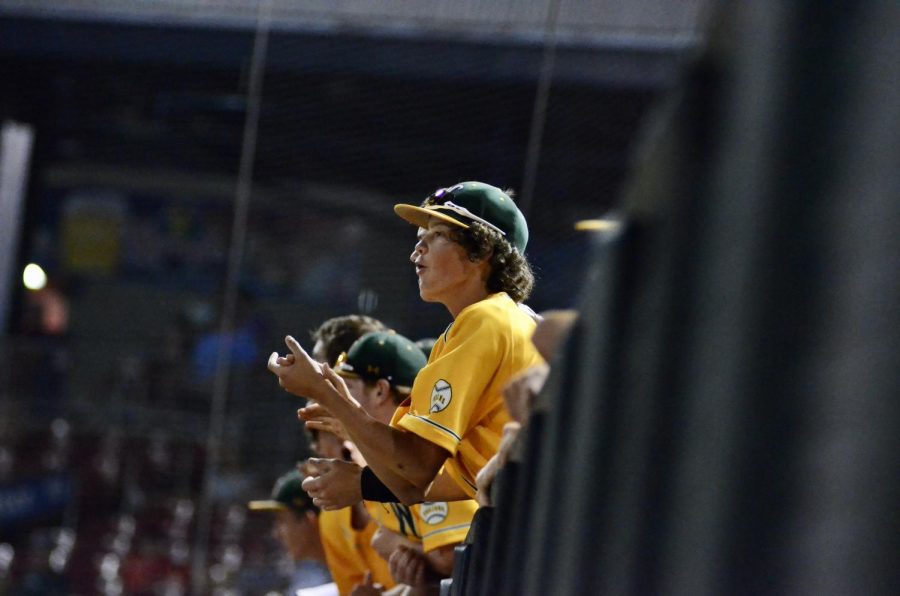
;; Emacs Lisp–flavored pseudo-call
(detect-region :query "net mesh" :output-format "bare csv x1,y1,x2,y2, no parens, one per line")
0,1,705,593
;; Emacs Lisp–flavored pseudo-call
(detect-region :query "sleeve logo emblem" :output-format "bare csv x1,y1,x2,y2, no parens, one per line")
420,501,449,525
430,380,452,413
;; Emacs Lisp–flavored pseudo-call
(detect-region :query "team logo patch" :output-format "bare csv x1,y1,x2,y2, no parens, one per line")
430,380,452,413
420,502,449,525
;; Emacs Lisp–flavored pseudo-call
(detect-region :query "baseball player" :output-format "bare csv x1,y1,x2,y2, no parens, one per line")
248,469,332,594
304,315,395,596
310,314,387,371
321,331,477,589
270,181,542,502
305,331,474,593
414,337,437,359
309,427,395,596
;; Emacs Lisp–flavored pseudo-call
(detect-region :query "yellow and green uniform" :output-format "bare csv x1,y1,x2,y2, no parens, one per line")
390,292,543,497
364,498,478,553
319,507,395,595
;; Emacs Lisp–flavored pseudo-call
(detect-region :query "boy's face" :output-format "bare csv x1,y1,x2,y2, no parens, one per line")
410,221,482,304
311,430,344,460
342,376,381,418
273,509,314,561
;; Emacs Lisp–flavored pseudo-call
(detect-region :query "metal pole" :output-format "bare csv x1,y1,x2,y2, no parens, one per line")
190,1,272,592
0,121,34,332
518,0,562,217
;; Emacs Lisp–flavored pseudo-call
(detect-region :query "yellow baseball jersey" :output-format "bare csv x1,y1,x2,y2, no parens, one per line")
391,292,543,496
318,507,395,595
364,498,478,553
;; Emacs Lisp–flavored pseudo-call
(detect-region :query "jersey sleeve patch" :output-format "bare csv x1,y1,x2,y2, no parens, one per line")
418,502,449,525
430,379,452,413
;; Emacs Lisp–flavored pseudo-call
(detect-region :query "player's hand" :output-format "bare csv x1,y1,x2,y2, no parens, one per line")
531,309,578,360
298,400,352,442
297,402,358,442
389,544,427,588
321,363,363,407
297,364,363,437
300,457,364,509
475,421,521,506
267,336,324,398
349,571,383,596
371,526,417,563
502,364,549,423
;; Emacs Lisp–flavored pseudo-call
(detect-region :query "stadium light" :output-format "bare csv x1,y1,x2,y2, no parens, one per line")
23,263,47,291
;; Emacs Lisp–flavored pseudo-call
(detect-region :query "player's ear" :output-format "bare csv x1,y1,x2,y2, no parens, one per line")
375,378,392,404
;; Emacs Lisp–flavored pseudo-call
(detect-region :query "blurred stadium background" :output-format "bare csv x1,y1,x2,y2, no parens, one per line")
10,2,900,596
0,1,710,593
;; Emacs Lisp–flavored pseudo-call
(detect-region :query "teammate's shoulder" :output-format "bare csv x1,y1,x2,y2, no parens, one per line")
317,506,353,538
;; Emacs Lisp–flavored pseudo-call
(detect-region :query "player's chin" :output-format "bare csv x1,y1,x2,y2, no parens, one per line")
418,286,440,303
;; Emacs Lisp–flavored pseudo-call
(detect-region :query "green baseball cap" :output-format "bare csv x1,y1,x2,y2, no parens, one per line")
415,337,437,359
394,181,529,252
336,331,427,391
248,469,316,514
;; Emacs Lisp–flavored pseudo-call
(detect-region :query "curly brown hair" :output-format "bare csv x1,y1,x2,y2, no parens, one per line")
310,315,386,366
448,222,535,303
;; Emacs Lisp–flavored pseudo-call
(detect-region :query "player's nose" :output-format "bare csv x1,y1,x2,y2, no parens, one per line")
410,240,425,262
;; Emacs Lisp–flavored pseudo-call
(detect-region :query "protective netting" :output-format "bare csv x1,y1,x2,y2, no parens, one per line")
0,1,707,593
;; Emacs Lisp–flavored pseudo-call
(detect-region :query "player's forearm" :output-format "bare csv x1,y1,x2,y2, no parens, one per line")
363,460,427,505
300,378,447,495
424,544,456,577
343,415,446,497
423,471,471,502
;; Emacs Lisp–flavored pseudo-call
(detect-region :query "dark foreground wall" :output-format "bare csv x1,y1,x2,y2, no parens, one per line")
456,2,900,594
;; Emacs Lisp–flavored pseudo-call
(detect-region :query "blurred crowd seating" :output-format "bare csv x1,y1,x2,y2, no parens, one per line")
0,338,303,595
